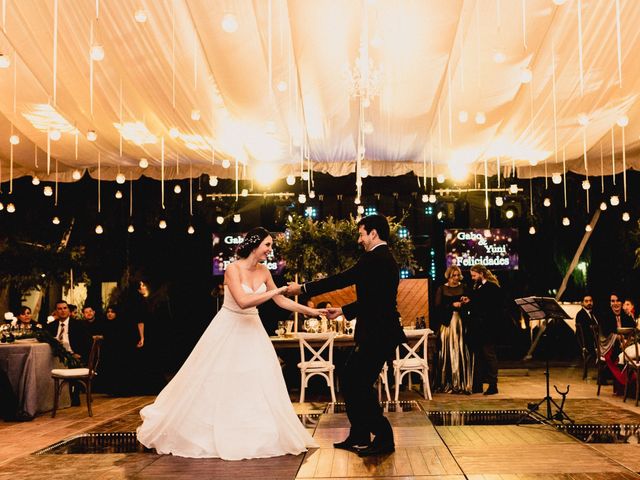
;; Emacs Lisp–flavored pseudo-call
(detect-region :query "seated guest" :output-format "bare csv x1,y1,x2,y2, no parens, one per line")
15,306,39,329
598,292,636,392
68,304,79,320
45,300,92,405
623,298,638,326
81,305,102,335
575,294,598,359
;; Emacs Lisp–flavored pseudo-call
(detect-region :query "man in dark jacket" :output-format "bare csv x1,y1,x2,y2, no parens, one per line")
289,214,406,456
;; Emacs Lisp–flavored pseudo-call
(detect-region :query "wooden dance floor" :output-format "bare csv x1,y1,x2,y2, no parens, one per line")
1,367,640,479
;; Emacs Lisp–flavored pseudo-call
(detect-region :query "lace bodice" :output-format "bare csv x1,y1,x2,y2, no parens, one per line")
223,283,267,314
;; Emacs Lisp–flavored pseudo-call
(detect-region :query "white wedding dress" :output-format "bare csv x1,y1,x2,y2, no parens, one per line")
137,283,318,460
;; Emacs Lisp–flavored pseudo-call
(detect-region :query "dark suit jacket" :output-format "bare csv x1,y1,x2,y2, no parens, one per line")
599,309,635,337
466,281,502,343
575,308,598,351
304,244,407,351
46,318,92,363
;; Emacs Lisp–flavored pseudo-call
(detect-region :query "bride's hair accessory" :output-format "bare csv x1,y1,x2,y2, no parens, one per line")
236,227,271,258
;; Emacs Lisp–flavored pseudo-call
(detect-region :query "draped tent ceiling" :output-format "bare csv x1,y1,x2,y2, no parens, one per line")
1,0,640,185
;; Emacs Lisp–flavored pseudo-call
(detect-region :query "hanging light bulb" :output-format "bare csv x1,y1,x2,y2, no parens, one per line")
49,130,61,141
233,213,241,223
209,175,219,187
216,215,225,224
72,169,82,180
222,159,231,169
127,224,135,233
115,190,123,199
0,202,3,211
363,122,374,135
562,217,570,226
191,109,201,121
196,193,203,202
581,179,591,190
158,219,167,229
52,216,60,225
422,194,429,203
354,196,361,205
9,134,19,145
95,224,104,234
495,196,504,207
529,159,539,166
174,184,182,194
622,211,631,222
577,113,589,126
90,44,105,61
551,172,562,184
43,186,53,197
357,205,365,215
429,194,437,204
298,193,307,204
360,167,369,178
509,184,519,194
600,201,608,211
520,68,533,84
32,176,41,185
116,173,126,184
276,80,287,92
528,226,536,235
169,127,180,139
543,197,551,207
584,224,592,232
475,112,486,125
286,175,295,186
505,209,515,219
221,13,239,33
139,158,149,169
0,53,11,69
458,110,469,123
301,171,310,181
6,203,16,213
436,174,446,183
187,225,195,235
492,50,506,64
134,9,148,23
309,190,316,199
610,195,620,206
87,130,97,141
617,115,629,127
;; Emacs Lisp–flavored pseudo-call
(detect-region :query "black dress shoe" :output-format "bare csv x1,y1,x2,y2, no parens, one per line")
472,386,483,394
334,440,369,452
357,442,395,457
483,385,498,395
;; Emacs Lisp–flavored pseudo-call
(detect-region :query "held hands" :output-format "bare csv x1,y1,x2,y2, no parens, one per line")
310,308,329,317
325,307,343,320
286,282,303,295
460,296,470,304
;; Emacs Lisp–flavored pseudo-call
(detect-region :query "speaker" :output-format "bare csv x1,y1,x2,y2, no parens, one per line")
467,191,490,227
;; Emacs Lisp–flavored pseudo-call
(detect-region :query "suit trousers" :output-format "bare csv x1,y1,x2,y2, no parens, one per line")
341,343,395,444
473,341,498,388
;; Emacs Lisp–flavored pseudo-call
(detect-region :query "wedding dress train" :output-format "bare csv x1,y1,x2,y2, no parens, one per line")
137,283,317,460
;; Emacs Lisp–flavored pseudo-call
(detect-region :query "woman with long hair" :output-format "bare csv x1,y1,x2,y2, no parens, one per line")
462,264,502,395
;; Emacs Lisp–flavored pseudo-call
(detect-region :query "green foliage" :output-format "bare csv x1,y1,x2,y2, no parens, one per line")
278,214,416,282
0,236,88,298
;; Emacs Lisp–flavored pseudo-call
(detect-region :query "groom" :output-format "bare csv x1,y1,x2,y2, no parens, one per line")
288,214,406,456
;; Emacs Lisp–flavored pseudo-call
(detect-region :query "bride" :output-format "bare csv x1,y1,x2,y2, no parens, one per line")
137,227,323,460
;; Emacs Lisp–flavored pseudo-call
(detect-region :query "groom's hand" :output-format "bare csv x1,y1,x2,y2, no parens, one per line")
287,282,302,295
326,307,343,320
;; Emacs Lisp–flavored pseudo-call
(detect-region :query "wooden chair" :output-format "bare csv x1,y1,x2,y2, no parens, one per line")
592,325,608,396
51,335,103,417
393,329,433,401
620,328,640,406
297,332,336,403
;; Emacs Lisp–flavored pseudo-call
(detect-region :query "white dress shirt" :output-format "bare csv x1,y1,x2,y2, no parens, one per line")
56,319,73,353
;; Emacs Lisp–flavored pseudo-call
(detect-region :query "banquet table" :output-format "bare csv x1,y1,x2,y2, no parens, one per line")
270,328,433,349
0,340,70,419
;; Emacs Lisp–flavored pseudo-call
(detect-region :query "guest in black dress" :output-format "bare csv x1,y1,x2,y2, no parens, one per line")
434,266,473,393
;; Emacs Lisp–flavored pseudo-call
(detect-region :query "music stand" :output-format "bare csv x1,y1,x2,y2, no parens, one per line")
515,297,574,425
